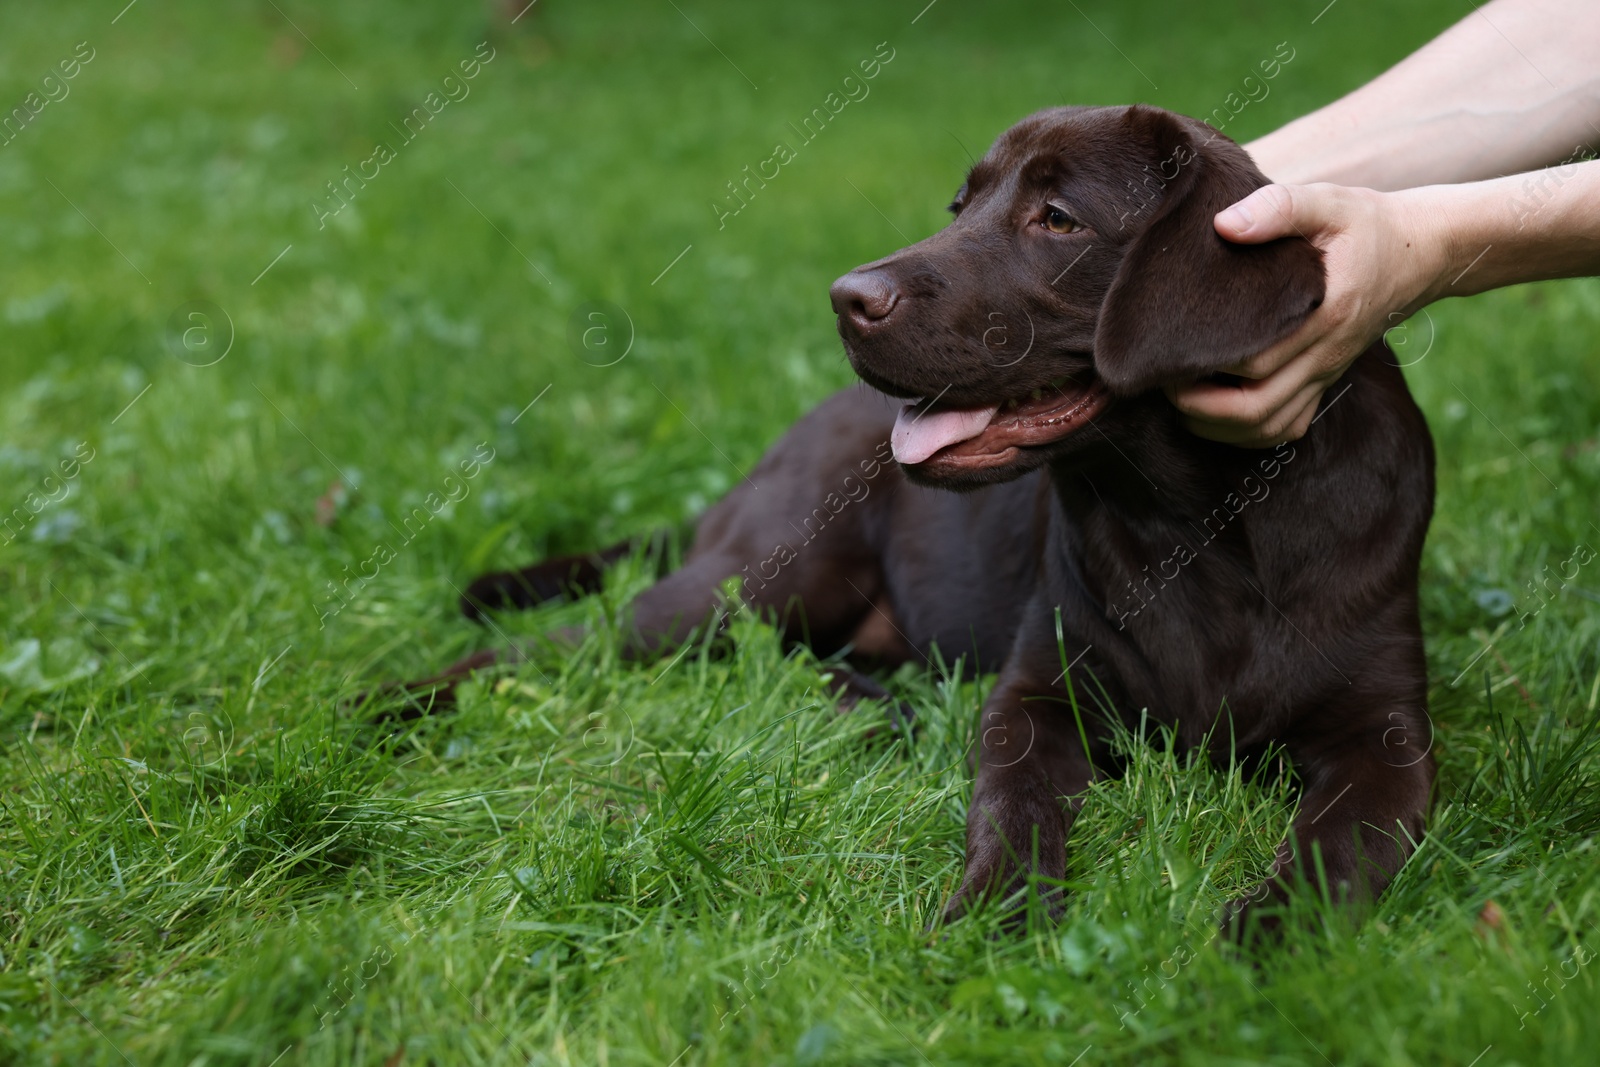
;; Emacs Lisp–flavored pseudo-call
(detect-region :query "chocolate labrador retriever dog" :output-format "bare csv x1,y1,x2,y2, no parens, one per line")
400,105,1435,932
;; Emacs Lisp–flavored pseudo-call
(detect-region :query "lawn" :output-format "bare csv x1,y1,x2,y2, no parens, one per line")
2,0,1598,1063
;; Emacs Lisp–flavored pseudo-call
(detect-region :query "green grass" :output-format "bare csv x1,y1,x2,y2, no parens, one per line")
2,0,1599,1063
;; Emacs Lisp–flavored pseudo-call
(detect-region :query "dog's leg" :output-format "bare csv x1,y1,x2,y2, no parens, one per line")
1227,710,1434,938
942,676,1100,924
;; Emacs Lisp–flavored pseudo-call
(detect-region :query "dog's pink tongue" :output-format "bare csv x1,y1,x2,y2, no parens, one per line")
891,402,1000,465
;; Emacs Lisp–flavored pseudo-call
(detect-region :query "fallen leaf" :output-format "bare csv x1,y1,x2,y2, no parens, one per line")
315,479,348,527
1476,899,1506,940
271,33,304,68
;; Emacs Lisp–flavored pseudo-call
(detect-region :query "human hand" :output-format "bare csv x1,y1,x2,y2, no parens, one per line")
1167,182,1443,446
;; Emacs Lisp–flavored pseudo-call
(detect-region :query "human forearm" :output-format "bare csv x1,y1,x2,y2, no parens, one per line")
1403,158,1600,302
1245,0,1600,189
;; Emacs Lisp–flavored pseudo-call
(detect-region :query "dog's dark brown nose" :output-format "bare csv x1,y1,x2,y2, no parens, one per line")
830,269,899,332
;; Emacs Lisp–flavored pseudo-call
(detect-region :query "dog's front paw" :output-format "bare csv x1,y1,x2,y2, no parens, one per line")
939,827,1066,928
939,865,1010,925
939,777,1070,928
939,865,1064,928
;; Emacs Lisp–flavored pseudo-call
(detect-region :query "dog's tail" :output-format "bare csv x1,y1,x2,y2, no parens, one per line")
459,532,667,621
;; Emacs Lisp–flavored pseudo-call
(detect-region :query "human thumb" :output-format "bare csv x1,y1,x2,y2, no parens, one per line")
1214,184,1303,244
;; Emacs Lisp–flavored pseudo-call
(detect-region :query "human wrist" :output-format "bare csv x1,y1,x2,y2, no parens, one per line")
1390,185,1465,311
1401,177,1539,304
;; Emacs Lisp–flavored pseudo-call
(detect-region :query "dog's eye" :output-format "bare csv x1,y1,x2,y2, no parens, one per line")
1043,206,1078,234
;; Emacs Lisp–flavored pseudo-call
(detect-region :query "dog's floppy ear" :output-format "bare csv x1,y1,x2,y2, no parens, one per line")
1093,107,1324,395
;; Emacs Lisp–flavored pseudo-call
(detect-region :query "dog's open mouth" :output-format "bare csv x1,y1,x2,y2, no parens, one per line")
891,378,1110,469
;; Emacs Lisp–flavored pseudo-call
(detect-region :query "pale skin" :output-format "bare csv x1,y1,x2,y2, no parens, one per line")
1172,0,1600,446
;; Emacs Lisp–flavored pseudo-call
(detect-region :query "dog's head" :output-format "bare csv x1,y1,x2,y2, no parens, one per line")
832,105,1324,489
